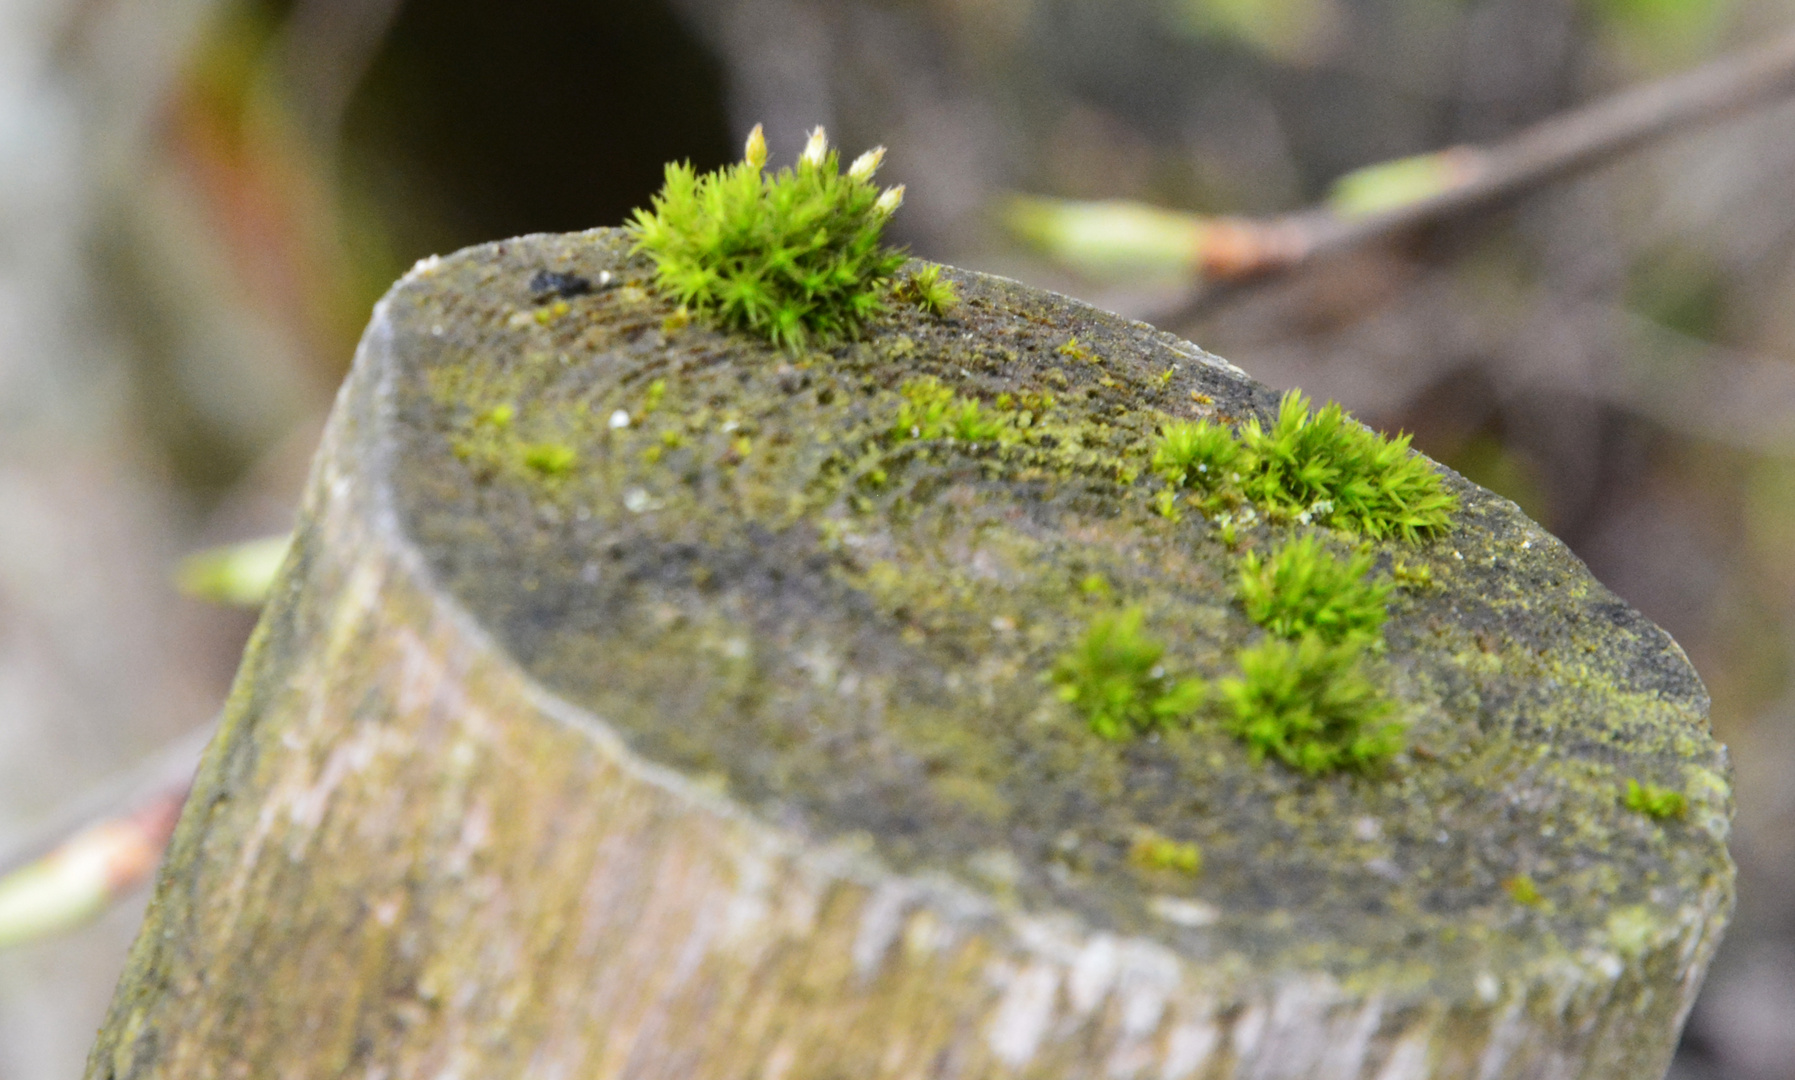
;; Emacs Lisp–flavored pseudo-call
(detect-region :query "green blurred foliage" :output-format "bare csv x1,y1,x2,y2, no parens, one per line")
1328,150,1476,219
1628,244,1729,343
1160,0,1342,63
176,536,292,608
1004,196,1205,281
1443,436,1552,526
1585,0,1735,69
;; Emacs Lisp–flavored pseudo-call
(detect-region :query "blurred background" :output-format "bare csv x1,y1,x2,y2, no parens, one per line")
2,0,1793,1076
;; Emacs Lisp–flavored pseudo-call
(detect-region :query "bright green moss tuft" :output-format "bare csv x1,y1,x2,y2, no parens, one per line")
1218,636,1403,774
895,264,959,316
1151,418,1240,491
1225,536,1403,772
1237,535,1391,645
1623,779,1688,820
1153,390,1457,542
628,125,909,351
1052,607,1206,741
891,377,1016,444
1241,391,1457,539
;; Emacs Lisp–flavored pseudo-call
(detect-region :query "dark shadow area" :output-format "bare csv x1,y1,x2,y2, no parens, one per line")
346,0,734,261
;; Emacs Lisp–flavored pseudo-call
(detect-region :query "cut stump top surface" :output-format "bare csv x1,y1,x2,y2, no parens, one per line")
377,228,1729,998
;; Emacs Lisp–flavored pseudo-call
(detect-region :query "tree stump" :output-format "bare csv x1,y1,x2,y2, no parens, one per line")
88,229,1732,1080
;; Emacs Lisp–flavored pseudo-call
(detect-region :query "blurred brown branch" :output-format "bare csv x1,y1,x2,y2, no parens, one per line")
0,724,210,950
0,723,210,885
1011,26,1795,321
1264,26,1795,268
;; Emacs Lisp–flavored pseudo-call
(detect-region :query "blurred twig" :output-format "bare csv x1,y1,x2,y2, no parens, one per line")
0,722,212,949
1009,27,1795,320
0,529,287,949
0,723,212,882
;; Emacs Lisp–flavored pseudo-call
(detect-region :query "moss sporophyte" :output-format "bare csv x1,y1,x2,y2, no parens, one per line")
629,125,916,351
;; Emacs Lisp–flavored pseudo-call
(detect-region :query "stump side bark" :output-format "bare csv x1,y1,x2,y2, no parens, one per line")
88,230,1732,1080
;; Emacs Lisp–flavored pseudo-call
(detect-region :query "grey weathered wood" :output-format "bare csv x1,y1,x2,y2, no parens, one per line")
88,229,1732,1080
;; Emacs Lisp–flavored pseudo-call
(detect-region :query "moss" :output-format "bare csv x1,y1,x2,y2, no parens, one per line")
381,227,1729,987
1391,559,1434,589
1129,830,1202,876
1051,607,1206,740
1056,337,1099,364
641,378,666,416
1214,535,1404,771
1237,535,1390,645
890,377,1017,445
523,443,577,475
894,264,959,316
1505,874,1546,907
1623,779,1689,820
628,125,908,350
1217,635,1402,775
1153,390,1457,541
1152,418,1239,493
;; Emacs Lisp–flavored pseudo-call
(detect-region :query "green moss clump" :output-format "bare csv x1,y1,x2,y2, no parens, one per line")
627,125,909,351
895,264,958,316
1218,636,1402,775
1225,535,1403,773
1154,390,1457,541
1051,607,1206,741
1151,418,1240,493
890,377,1017,444
1129,830,1202,875
1238,536,1390,645
1623,779,1688,820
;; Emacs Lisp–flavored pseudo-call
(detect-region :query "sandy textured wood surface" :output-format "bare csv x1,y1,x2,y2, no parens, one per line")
88,229,1732,1080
